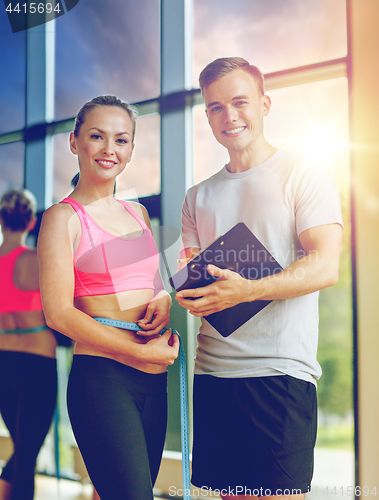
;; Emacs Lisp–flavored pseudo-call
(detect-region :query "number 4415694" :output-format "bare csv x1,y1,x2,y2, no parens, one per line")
6,3,61,14
313,486,378,496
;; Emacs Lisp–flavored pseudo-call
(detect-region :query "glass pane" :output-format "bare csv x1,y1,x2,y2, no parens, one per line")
265,78,350,193
54,0,160,121
0,9,25,133
194,77,353,489
193,105,229,185
0,142,24,245
116,114,161,199
53,132,79,203
193,0,347,84
0,142,24,195
53,114,160,203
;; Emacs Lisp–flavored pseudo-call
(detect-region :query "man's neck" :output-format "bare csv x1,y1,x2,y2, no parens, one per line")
227,141,277,174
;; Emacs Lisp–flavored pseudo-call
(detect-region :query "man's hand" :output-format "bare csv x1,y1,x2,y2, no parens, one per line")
175,265,249,316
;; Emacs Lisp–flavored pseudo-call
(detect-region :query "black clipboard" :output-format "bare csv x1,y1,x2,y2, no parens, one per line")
169,223,283,337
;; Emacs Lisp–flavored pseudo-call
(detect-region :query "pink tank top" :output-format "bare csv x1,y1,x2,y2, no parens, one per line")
0,246,43,314
60,198,160,298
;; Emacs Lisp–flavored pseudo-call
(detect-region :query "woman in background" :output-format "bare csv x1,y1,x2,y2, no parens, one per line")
38,95,179,500
0,189,57,500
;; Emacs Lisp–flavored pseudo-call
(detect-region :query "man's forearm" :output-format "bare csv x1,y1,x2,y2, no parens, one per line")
245,249,339,302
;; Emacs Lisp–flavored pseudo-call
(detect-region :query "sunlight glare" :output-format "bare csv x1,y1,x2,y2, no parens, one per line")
299,124,347,165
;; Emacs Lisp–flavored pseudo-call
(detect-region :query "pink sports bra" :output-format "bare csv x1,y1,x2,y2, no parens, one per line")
60,197,161,298
0,246,43,314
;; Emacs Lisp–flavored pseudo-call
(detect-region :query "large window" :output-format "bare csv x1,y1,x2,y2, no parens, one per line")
54,0,160,121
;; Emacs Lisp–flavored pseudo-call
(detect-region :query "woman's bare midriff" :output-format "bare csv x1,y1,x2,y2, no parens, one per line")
74,289,167,374
0,310,57,358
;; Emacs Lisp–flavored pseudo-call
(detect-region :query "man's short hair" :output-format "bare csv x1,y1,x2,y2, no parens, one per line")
199,57,265,96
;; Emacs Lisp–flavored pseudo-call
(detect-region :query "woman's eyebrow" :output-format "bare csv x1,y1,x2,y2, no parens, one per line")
88,127,130,136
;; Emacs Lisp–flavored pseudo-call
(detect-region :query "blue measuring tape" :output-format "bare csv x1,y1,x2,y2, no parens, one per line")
0,325,50,334
93,317,191,500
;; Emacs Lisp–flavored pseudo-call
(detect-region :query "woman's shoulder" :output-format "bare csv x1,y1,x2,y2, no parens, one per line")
39,202,82,247
42,201,77,227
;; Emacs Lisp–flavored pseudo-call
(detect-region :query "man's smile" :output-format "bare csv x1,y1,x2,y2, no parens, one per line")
222,126,246,135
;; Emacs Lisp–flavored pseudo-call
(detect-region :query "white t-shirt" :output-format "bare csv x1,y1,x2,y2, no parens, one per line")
181,149,343,385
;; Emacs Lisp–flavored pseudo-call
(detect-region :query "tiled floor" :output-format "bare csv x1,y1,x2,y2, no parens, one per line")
30,447,356,500
34,475,164,500
35,475,95,500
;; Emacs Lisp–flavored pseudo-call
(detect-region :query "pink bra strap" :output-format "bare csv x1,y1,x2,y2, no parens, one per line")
60,197,94,247
118,200,156,255
118,200,147,229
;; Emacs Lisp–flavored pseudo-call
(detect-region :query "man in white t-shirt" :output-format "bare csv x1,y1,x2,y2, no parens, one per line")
176,57,343,500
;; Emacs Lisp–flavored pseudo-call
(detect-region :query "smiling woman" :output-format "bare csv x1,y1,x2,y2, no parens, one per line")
69,97,136,184
37,95,179,500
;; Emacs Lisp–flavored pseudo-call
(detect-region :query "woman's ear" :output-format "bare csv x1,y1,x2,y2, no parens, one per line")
69,132,78,155
127,143,135,163
28,216,37,232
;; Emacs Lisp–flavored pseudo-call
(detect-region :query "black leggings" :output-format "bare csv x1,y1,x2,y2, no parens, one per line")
67,355,168,500
0,351,57,500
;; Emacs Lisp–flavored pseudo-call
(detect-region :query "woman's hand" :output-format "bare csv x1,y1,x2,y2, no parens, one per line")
136,290,172,336
136,289,179,366
143,329,180,366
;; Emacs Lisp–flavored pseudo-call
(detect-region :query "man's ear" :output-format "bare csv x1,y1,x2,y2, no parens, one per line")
69,132,78,155
205,107,211,125
262,94,272,117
